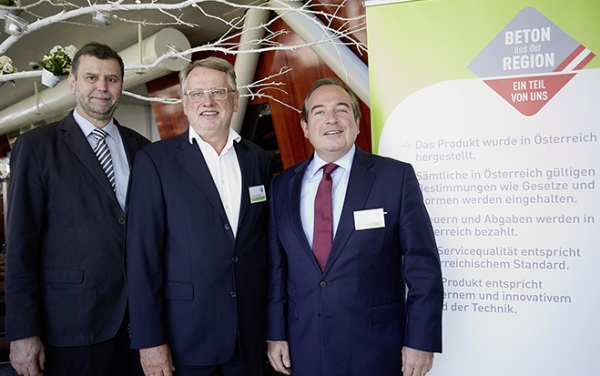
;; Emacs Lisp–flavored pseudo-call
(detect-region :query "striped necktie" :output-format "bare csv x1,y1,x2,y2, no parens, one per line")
91,128,115,192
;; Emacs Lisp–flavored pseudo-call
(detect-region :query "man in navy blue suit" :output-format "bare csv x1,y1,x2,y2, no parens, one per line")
5,42,150,376
127,57,271,376
267,78,443,376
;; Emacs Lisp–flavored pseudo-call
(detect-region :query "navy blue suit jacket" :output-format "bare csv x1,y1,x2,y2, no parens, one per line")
126,130,271,366
5,112,150,346
267,148,443,376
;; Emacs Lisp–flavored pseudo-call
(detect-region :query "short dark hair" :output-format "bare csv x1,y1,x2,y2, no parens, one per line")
71,42,125,80
179,57,237,93
301,78,362,122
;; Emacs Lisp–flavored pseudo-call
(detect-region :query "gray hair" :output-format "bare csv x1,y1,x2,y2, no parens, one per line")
179,56,237,93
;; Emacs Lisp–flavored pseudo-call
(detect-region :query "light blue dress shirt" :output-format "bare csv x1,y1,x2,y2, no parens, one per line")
74,110,130,210
300,145,356,248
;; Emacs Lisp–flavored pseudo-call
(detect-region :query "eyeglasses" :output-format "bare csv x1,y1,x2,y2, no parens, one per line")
184,87,232,103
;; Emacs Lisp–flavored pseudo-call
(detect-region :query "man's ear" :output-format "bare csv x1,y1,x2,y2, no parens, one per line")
68,73,75,94
300,119,309,139
232,89,240,112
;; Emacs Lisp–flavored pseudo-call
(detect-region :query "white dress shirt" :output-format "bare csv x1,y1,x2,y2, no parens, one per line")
189,126,242,238
300,145,355,247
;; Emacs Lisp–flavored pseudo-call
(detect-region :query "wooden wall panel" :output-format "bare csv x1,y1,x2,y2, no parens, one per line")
146,73,187,140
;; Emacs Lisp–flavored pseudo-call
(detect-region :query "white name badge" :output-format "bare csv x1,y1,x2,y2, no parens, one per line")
249,185,267,203
353,208,386,230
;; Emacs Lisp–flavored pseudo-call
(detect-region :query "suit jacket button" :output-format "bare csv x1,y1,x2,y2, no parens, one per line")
230,291,236,298
232,256,239,262
118,217,126,225
319,281,327,288
224,223,231,230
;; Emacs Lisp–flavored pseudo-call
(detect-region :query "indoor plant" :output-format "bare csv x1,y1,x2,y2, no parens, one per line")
39,44,77,87
0,55,18,75
39,44,77,76
0,55,17,87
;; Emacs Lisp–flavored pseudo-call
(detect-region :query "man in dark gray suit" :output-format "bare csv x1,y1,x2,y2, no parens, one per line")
5,42,150,376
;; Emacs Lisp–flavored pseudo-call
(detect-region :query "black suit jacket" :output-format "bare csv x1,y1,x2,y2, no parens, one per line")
5,112,150,346
127,130,271,366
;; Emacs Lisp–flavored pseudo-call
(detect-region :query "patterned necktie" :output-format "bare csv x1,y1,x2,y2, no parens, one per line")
312,163,339,271
91,128,115,192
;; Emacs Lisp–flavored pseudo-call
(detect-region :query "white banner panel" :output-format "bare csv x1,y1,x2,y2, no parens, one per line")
366,1,599,375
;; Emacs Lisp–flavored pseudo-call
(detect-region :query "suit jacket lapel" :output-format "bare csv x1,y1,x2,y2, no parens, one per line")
234,140,252,229
115,119,138,168
60,113,118,205
289,158,319,268
176,131,230,226
324,148,375,273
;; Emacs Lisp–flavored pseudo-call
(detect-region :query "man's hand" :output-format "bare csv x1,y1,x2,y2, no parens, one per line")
10,336,45,376
401,346,434,376
139,344,175,376
267,340,292,375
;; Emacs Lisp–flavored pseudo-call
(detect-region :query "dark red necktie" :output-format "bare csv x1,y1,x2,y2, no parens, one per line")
313,163,338,271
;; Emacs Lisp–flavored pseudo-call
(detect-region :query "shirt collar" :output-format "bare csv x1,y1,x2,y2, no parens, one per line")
188,126,241,153
73,109,117,140
309,144,356,177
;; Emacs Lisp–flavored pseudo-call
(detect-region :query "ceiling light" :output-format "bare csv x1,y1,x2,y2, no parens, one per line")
92,11,110,26
4,13,28,37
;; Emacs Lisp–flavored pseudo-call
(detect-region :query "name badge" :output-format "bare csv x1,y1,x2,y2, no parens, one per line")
354,208,386,230
249,185,267,203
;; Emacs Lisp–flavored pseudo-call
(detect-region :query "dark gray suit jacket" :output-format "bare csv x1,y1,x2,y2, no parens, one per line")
5,111,150,346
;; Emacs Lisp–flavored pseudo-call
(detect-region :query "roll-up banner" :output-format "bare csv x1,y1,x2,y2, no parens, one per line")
365,1,599,375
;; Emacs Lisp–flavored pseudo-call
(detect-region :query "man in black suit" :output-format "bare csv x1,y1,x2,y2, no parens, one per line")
5,42,150,376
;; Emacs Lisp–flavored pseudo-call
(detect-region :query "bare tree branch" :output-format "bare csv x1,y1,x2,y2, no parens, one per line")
0,0,367,110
